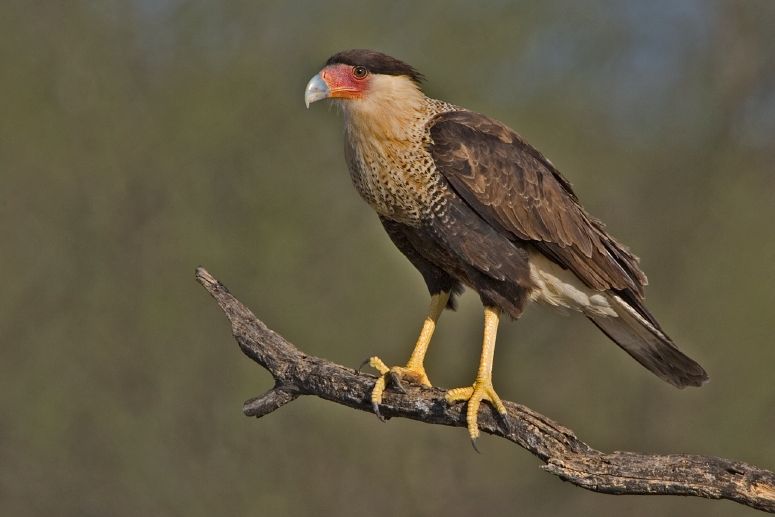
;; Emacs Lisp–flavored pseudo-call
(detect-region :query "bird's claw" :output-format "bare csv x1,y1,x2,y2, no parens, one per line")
446,380,507,446
363,356,431,421
388,370,407,394
372,401,386,422
357,357,371,375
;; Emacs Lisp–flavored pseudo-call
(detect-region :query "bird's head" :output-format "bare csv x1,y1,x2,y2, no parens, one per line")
305,49,424,114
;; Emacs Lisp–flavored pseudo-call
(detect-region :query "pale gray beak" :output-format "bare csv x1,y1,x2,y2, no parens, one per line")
304,73,330,108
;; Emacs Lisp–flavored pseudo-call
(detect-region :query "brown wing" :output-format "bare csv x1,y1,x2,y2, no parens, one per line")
428,110,647,297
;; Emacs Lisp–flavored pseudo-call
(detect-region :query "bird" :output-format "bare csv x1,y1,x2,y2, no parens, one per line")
304,49,708,445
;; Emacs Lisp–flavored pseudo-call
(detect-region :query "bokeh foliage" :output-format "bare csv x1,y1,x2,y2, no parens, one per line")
1,1,773,516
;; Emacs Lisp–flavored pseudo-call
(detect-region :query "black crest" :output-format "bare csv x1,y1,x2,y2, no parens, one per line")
325,49,424,84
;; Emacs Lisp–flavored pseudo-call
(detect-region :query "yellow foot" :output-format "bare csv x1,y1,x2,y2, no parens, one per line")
446,381,508,448
365,356,431,421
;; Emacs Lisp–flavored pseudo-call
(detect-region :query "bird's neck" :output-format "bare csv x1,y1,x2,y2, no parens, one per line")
341,77,429,143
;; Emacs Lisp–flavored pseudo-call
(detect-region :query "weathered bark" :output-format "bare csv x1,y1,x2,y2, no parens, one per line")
196,267,775,513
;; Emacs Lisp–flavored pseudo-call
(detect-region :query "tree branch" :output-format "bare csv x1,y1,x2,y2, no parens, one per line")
196,267,775,513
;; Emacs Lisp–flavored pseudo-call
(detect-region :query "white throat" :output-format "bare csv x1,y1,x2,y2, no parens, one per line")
340,74,426,142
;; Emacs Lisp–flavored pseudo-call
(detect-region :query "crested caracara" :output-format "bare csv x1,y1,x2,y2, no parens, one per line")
305,49,708,446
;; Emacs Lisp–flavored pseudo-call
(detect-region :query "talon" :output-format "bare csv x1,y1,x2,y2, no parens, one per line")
372,402,385,422
496,408,509,430
365,356,433,420
446,379,505,443
470,437,481,454
388,370,407,393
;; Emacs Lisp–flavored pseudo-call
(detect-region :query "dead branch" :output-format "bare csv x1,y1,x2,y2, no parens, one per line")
195,267,775,513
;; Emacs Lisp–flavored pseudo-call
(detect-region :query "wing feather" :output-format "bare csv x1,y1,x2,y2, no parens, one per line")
428,110,646,296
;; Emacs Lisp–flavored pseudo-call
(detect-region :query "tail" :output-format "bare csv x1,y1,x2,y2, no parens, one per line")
586,292,709,388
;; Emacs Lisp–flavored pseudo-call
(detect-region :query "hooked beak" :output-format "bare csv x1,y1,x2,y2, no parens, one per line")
304,73,330,108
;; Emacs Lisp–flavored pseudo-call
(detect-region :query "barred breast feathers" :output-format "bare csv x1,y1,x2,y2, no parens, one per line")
339,75,457,224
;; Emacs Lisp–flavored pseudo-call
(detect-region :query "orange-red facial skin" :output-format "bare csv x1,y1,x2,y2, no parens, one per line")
320,64,370,100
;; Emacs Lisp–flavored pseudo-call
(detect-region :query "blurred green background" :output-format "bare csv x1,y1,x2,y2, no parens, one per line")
2,1,774,516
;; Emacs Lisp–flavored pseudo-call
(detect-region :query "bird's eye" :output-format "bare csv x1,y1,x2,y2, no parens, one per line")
352,66,368,79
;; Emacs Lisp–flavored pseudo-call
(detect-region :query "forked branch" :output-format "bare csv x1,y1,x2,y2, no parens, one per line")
196,267,775,513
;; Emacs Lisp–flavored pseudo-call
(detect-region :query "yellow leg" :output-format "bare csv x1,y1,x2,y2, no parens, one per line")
446,306,507,444
368,291,450,417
